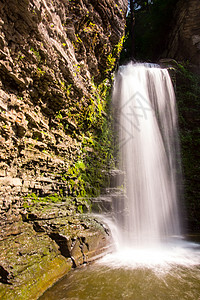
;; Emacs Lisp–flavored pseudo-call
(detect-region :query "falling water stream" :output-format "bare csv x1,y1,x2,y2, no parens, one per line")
40,63,200,300
112,63,182,247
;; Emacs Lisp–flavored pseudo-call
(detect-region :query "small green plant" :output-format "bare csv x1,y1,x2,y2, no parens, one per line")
37,67,45,76
105,35,125,73
24,192,63,204
42,149,48,154
30,47,41,62
66,84,72,98
40,131,48,136
56,111,63,120
24,192,39,202
83,21,96,33
77,205,83,214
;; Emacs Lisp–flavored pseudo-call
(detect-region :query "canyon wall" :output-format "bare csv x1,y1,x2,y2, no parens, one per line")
0,0,127,298
0,0,127,217
166,0,200,72
166,0,200,231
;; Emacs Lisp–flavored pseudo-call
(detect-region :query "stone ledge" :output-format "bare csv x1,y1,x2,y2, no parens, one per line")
0,204,111,300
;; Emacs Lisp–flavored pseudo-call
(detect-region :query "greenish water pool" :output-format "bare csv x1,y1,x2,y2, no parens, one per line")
40,241,200,300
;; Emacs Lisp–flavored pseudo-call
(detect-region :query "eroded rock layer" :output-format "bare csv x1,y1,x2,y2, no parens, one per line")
0,0,126,213
0,0,127,298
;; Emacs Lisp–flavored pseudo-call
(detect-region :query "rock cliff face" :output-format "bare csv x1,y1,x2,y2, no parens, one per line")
0,0,127,298
166,0,200,72
0,0,127,215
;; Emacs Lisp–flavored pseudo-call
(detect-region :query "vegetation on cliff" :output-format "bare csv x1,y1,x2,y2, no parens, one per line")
176,63,200,232
0,0,127,209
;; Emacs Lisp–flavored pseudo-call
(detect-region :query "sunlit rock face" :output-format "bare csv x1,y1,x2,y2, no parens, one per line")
166,0,200,72
0,0,127,212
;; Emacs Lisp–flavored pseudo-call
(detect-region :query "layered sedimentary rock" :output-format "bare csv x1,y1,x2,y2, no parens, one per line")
166,0,200,72
0,0,127,214
0,0,127,298
0,202,111,299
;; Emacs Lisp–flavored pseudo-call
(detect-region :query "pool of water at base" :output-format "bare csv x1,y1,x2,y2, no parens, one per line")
39,239,200,300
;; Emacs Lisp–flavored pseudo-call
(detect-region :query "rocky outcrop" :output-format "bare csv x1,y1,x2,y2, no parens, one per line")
0,0,127,214
0,202,111,299
166,0,200,73
0,0,127,298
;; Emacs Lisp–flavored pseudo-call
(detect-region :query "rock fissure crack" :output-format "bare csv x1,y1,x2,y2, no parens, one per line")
0,265,11,285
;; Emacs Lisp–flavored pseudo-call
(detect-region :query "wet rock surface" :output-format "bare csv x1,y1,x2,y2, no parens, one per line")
0,201,111,299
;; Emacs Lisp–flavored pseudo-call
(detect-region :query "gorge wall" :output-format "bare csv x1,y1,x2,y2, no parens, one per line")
0,0,127,298
0,0,199,297
0,0,127,217
166,0,200,72
165,0,200,231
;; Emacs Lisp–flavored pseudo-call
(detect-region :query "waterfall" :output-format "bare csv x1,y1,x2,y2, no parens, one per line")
112,63,182,248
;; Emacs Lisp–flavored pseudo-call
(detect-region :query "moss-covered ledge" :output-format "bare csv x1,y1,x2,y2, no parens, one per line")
0,200,111,300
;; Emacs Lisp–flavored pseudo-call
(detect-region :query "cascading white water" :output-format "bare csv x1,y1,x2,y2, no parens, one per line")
112,62,182,247
97,62,200,271
40,64,200,300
